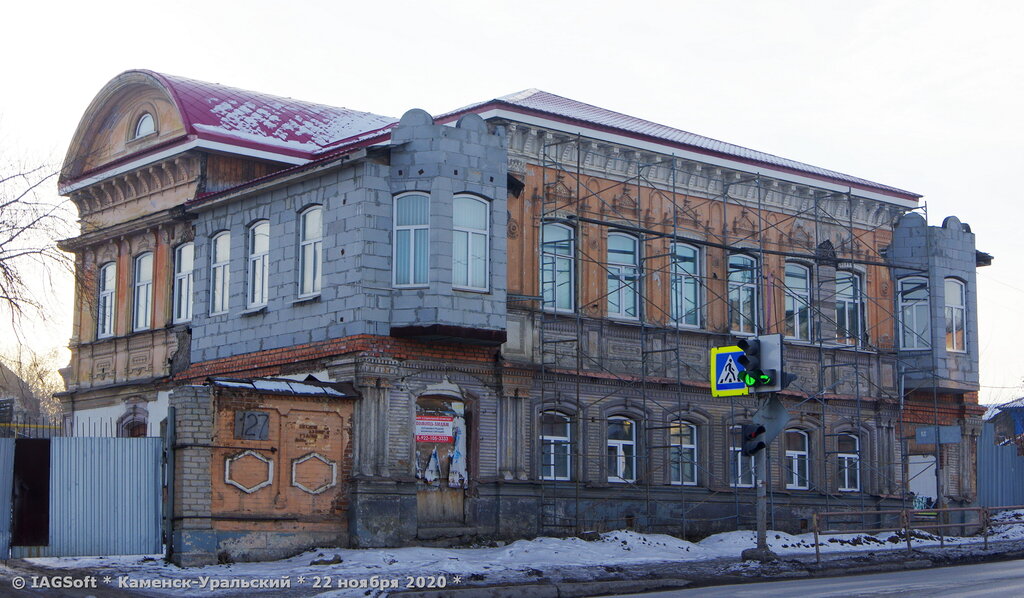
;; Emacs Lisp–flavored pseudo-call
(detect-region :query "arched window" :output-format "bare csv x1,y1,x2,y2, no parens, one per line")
835,271,863,345
540,411,572,480
670,421,697,485
607,233,639,319
671,244,700,327
784,263,811,341
299,206,323,296
132,252,153,332
728,254,758,334
394,194,429,286
838,433,860,492
607,416,637,482
210,232,231,315
729,425,755,487
117,403,149,438
785,429,810,490
541,223,575,312
945,278,966,352
133,113,155,139
173,243,194,323
453,196,489,290
247,221,269,308
97,262,116,338
899,277,930,349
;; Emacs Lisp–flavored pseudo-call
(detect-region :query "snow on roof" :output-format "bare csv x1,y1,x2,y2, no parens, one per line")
457,88,920,199
135,70,917,201
984,396,1024,419
208,377,360,399
144,71,396,160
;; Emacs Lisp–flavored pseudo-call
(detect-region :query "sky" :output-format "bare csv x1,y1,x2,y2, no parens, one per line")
0,0,1021,404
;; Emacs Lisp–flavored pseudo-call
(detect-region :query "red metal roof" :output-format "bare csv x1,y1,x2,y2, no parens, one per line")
141,70,396,160
110,72,918,201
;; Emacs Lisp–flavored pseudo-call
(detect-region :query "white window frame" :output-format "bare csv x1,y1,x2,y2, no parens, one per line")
393,193,429,287
728,254,758,334
210,231,231,315
607,416,637,482
670,421,698,486
945,278,966,353
97,262,116,339
785,429,810,490
835,271,863,345
247,221,269,308
540,411,572,481
671,243,700,328
899,276,931,349
299,206,323,297
133,112,155,139
173,243,194,324
132,252,153,332
837,433,861,492
784,263,812,341
452,195,490,291
607,233,640,320
541,222,575,312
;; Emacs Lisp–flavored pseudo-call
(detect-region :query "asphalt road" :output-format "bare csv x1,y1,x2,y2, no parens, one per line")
610,558,1024,597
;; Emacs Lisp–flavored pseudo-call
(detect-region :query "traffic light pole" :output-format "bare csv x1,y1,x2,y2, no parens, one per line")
756,446,767,552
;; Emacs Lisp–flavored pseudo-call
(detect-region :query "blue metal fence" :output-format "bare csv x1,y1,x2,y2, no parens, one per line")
977,422,1024,508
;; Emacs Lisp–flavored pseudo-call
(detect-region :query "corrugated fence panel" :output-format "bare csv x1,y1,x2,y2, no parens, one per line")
978,422,1024,507
0,439,14,558
49,438,163,557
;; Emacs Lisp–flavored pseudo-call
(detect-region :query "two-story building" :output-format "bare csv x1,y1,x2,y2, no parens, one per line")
57,71,987,564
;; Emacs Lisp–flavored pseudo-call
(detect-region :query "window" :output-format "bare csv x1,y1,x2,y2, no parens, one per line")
899,277,930,349
838,434,860,492
210,232,231,315
540,411,572,480
728,254,758,334
730,425,755,487
785,429,810,490
784,263,811,341
671,244,700,327
670,421,697,485
173,243,194,323
607,233,639,319
945,278,966,352
453,196,489,290
247,221,269,308
394,194,429,286
607,416,637,482
835,272,863,345
299,207,323,296
97,262,116,338
132,252,153,332
133,113,155,139
541,223,575,311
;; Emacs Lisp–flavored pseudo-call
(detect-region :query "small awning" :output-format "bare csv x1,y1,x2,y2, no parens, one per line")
208,377,361,399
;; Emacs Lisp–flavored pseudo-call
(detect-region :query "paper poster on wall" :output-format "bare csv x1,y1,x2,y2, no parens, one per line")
416,415,455,443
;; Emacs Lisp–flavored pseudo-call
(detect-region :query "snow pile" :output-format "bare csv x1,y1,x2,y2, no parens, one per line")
26,517,1024,596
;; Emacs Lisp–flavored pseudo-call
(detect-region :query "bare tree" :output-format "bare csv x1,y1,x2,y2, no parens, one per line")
0,347,63,419
0,155,74,338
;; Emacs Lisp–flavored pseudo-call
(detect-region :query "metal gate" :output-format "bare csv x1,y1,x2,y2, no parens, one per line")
7,437,163,557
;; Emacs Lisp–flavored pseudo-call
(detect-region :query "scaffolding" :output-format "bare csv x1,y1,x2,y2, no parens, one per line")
516,132,951,537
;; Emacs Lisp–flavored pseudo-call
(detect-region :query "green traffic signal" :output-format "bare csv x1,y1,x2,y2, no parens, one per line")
742,369,776,387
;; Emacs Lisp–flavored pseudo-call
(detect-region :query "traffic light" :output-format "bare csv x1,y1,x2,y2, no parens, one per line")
737,334,795,393
741,423,767,456
737,336,776,391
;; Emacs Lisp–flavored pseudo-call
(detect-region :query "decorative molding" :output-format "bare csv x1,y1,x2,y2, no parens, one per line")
225,450,274,493
291,452,337,495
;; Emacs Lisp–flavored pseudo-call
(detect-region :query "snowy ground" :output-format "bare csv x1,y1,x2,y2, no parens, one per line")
25,510,1024,597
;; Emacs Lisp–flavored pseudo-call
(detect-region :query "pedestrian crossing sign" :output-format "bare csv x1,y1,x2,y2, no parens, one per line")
710,346,749,397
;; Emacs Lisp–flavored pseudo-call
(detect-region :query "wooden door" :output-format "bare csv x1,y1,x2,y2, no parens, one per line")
415,396,467,526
